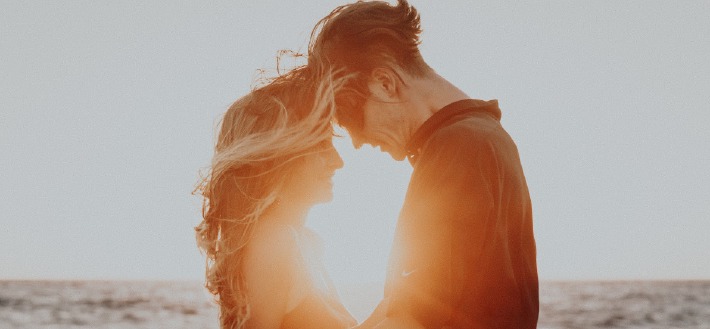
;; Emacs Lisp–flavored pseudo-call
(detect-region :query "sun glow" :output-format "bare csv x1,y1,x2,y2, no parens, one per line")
306,136,412,320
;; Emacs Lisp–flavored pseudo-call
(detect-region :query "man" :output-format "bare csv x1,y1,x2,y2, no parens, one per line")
309,1,539,328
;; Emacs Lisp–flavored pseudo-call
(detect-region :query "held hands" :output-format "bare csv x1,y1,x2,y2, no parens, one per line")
351,298,390,329
352,298,426,329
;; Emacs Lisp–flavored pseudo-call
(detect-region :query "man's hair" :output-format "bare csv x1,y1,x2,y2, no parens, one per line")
309,0,429,138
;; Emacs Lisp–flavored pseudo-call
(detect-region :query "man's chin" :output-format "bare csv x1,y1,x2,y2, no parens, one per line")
378,145,406,161
388,151,407,162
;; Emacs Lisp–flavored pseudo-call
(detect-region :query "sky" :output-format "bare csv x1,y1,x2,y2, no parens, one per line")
1,0,709,287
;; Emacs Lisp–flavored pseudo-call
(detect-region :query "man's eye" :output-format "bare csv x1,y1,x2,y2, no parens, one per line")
318,140,332,149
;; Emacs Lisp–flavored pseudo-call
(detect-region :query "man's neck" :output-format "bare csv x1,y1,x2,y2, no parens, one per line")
405,71,470,136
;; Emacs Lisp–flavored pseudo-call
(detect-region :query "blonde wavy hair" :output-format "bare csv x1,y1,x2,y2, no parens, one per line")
194,63,348,329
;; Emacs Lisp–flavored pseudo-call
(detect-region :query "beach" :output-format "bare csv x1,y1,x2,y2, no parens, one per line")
1,280,708,328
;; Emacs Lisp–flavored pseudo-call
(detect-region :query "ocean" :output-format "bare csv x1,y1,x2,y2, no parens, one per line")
1,280,708,328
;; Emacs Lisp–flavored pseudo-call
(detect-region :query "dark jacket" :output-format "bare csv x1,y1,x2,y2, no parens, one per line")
385,99,539,329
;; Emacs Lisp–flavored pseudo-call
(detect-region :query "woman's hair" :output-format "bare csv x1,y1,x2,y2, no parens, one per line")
308,0,429,137
194,63,346,329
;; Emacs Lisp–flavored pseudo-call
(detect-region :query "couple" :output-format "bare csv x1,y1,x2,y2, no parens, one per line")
195,1,538,328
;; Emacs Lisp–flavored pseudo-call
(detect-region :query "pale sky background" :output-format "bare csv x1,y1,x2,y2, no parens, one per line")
2,0,709,290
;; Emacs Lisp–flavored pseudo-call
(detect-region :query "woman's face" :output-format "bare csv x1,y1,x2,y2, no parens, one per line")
284,139,344,205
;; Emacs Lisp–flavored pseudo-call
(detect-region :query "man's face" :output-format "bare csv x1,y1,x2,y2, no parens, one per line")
353,95,409,161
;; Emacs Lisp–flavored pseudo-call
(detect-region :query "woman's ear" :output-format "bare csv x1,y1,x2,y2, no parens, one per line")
367,67,401,102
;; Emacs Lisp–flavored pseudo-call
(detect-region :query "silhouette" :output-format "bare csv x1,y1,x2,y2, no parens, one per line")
308,1,539,328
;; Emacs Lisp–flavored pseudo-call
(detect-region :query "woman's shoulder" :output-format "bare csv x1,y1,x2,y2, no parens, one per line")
244,223,317,314
244,223,302,276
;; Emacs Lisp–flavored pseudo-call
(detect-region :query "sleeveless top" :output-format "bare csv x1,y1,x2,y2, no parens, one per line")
280,226,356,329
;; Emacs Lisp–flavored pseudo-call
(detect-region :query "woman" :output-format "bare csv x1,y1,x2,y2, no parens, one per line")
195,65,379,329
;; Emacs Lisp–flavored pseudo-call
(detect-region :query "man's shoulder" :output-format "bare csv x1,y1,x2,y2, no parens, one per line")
428,112,504,147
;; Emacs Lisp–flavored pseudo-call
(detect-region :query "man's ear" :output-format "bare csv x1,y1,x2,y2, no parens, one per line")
367,67,401,102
